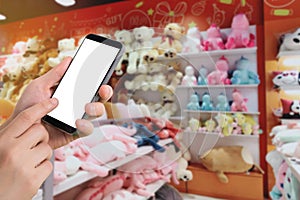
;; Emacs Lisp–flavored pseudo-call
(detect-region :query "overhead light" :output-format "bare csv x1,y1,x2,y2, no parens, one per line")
55,0,76,7
0,13,6,20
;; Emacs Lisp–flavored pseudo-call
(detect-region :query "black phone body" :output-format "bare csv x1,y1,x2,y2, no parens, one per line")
42,34,124,134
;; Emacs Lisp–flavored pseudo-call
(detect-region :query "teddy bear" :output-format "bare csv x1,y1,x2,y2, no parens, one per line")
20,36,41,71
47,38,76,67
126,26,155,74
279,28,300,52
207,55,230,85
202,23,225,51
145,23,185,62
165,66,183,92
151,89,178,119
114,29,133,75
181,65,197,86
36,37,59,76
182,26,203,53
200,146,264,183
230,56,260,85
225,13,255,49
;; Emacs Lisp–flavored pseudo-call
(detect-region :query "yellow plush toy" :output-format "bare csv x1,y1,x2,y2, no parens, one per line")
200,146,264,183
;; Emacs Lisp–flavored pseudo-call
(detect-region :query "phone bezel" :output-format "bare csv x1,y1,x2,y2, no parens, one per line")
42,34,124,134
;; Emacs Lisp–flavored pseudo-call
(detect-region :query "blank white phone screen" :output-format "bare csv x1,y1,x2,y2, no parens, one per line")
48,38,119,128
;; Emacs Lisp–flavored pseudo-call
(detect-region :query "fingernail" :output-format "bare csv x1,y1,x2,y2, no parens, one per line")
50,98,58,106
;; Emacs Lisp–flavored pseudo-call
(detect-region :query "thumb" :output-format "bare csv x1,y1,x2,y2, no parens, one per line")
40,57,72,87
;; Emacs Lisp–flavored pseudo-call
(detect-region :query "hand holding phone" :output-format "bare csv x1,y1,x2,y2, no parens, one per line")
43,34,124,134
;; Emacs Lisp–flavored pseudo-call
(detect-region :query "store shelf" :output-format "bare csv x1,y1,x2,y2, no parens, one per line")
184,109,260,115
277,50,300,58
53,138,173,196
156,47,257,62
185,130,260,138
176,84,259,89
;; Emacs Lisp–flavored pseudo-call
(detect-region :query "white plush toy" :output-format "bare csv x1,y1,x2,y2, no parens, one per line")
114,29,134,74
176,157,193,182
127,26,155,74
182,27,203,53
181,65,197,86
48,38,76,67
20,37,40,71
280,28,300,52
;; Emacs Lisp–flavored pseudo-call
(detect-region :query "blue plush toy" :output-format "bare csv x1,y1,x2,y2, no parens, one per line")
215,93,230,111
122,122,165,152
187,93,201,110
198,66,208,85
230,56,260,85
201,93,214,111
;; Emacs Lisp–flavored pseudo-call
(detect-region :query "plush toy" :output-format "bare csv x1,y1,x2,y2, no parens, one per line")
203,119,217,133
215,113,234,136
215,93,230,111
75,174,125,200
114,29,133,74
37,38,59,76
283,167,300,200
176,157,193,182
20,36,40,71
231,56,260,85
124,73,149,91
200,93,214,111
152,89,178,119
186,118,200,132
279,28,300,52
48,38,76,67
203,24,225,51
280,98,300,119
186,93,201,111
197,66,208,85
207,56,230,85
266,150,286,199
200,146,264,183
122,122,165,152
233,113,253,135
146,23,185,61
12,41,27,54
231,89,248,112
165,67,183,92
272,70,300,89
182,26,203,53
225,13,255,49
181,65,197,86
126,26,155,74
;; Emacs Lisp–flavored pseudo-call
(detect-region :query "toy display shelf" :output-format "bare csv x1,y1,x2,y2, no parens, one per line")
182,130,260,165
277,50,300,59
176,84,259,89
53,138,173,196
277,148,300,182
184,110,260,116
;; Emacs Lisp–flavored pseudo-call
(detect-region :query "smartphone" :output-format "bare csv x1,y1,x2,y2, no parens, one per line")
42,34,124,134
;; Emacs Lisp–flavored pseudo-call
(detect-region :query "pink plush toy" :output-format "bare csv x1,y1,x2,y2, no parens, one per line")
231,89,248,112
203,24,225,51
207,56,230,85
117,155,159,197
225,13,255,49
74,124,137,148
75,174,125,200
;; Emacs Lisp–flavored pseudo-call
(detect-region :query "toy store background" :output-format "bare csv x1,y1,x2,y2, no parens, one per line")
0,0,299,199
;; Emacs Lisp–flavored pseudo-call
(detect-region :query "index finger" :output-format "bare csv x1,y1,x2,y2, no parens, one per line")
6,98,58,138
